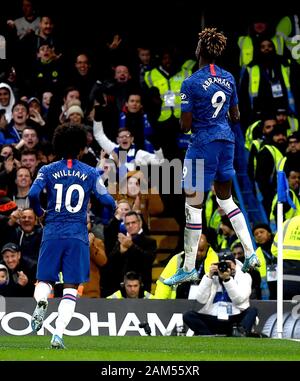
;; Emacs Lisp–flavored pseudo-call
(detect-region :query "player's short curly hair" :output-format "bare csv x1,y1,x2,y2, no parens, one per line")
195,27,227,61
52,123,87,159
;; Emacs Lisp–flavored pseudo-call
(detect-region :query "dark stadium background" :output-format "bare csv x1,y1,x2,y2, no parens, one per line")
1,1,299,54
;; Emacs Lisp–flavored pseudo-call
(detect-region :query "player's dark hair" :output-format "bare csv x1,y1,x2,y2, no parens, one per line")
52,123,87,159
195,27,227,61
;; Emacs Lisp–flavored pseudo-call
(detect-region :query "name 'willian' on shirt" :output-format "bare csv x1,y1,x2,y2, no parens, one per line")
52,169,88,181
202,77,231,91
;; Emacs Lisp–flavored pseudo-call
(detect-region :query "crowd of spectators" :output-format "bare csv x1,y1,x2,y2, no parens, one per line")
1,2,300,300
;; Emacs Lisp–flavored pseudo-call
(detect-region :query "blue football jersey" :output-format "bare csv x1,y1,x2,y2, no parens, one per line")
180,64,238,146
29,159,115,242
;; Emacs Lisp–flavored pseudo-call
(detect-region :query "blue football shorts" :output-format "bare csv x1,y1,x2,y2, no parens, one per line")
183,140,235,193
37,238,90,284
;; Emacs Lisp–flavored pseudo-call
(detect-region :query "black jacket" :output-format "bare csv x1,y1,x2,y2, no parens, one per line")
0,259,35,297
102,231,156,296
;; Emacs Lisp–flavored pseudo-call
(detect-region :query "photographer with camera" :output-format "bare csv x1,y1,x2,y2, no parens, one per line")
183,250,258,337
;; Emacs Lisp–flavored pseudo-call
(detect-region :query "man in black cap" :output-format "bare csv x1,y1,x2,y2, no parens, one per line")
183,249,258,336
286,132,300,155
253,223,276,300
275,108,299,138
0,242,35,297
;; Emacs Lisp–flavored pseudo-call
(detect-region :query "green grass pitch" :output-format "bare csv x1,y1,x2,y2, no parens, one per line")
0,336,299,361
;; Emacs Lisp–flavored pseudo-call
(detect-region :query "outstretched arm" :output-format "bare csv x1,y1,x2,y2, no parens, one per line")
93,121,117,155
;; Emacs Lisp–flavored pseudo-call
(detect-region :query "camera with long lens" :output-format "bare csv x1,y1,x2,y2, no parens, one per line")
139,321,151,336
217,260,230,273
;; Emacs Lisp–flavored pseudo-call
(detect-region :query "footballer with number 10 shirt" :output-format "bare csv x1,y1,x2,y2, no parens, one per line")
29,123,115,349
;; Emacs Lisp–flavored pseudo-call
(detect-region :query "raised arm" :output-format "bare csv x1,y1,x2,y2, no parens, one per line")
93,120,117,155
